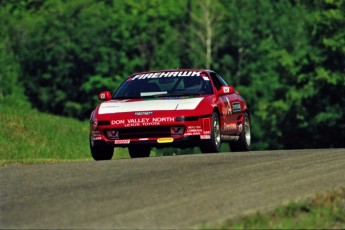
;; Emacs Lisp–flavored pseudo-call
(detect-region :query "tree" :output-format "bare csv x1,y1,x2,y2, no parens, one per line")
2,0,344,150
0,3,20,100
189,0,224,69
8,0,186,119
281,0,345,148
217,0,311,150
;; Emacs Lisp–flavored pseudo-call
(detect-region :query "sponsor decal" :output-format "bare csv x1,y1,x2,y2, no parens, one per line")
200,135,211,139
106,130,119,139
225,97,232,115
232,102,241,113
223,87,230,93
171,127,183,135
224,123,237,131
111,117,175,127
139,138,149,141
186,126,202,133
132,71,201,80
185,126,203,136
188,125,201,129
220,96,232,115
111,120,125,125
157,137,174,143
115,140,130,144
135,111,153,116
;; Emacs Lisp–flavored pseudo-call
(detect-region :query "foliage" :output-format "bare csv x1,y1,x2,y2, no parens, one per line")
0,4,20,100
0,97,133,166
281,0,345,148
1,0,344,150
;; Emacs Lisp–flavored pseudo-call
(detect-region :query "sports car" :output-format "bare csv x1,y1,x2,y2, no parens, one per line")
89,69,251,160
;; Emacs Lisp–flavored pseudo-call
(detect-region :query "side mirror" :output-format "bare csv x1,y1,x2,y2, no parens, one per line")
219,86,235,95
98,91,112,101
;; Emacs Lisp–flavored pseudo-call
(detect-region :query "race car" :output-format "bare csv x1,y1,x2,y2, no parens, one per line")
89,69,251,160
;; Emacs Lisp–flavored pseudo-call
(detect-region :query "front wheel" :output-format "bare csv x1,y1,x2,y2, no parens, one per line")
128,145,151,158
90,141,114,161
230,112,251,152
200,112,221,153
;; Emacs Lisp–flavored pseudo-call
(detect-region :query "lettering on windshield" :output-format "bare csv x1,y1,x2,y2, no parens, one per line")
132,71,201,80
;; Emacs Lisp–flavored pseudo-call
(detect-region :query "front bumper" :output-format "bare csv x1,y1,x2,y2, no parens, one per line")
91,135,205,149
90,115,213,149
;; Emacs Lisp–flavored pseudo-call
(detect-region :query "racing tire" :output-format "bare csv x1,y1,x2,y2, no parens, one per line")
90,141,114,161
128,145,151,158
200,112,221,153
229,112,251,152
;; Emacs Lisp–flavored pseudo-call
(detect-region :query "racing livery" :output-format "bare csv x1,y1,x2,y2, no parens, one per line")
90,69,251,160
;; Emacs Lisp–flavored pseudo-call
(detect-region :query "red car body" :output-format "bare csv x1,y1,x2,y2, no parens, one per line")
90,69,251,160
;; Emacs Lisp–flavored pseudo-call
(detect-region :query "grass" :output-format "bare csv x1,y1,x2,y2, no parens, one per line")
0,87,226,166
201,188,345,229
0,94,198,166
0,95,131,166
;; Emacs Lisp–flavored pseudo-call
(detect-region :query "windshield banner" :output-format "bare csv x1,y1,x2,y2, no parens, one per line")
132,71,201,80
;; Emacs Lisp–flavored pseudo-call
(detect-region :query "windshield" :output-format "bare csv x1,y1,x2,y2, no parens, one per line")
113,71,214,99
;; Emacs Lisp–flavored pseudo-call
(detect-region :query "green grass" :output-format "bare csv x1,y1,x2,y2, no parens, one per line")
0,96,131,166
201,188,345,229
0,89,219,165
0,94,196,166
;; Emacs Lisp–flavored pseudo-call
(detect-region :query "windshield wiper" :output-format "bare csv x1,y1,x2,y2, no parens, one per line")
112,96,143,99
166,92,203,97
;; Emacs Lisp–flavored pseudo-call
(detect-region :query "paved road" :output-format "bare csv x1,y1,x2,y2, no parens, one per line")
1,149,345,229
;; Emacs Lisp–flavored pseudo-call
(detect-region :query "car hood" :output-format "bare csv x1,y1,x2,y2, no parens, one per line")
98,97,205,115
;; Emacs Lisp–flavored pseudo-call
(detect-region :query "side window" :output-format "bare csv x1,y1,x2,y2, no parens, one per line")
217,74,229,86
209,72,226,90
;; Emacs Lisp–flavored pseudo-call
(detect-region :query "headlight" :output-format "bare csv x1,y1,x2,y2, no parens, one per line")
90,119,98,129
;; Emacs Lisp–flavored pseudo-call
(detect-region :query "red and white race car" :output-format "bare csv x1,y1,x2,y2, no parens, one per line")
90,69,251,160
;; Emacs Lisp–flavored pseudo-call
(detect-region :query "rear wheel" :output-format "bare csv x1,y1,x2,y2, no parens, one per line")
230,112,251,152
90,141,114,161
200,112,221,153
128,145,151,158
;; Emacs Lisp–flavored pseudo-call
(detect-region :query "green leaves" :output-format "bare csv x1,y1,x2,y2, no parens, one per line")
1,0,344,149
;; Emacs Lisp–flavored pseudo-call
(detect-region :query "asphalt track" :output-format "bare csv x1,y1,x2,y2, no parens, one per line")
1,149,345,229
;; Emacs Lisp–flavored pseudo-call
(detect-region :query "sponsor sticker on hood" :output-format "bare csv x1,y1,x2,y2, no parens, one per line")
135,111,153,116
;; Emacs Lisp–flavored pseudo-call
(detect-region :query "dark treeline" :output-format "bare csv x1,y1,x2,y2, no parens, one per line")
1,0,344,150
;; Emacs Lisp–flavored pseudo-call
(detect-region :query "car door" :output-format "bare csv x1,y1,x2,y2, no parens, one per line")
209,72,242,135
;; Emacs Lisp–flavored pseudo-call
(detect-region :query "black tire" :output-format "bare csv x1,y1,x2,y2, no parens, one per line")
90,140,114,161
230,112,251,152
128,145,151,158
200,112,221,153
